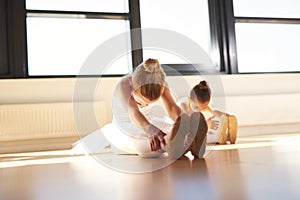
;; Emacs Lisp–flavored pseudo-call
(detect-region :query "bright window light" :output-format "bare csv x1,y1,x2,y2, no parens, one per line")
235,23,300,73
233,0,300,18
26,0,129,13
140,0,211,64
26,17,131,76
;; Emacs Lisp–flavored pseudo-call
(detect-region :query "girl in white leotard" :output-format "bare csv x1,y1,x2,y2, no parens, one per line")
180,80,238,144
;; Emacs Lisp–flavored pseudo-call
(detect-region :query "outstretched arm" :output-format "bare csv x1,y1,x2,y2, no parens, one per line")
117,77,166,150
161,85,182,122
118,77,155,129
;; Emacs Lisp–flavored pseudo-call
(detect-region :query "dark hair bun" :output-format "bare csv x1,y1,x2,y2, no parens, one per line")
198,80,208,89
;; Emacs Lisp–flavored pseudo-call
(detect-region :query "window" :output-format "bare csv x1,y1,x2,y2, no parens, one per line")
232,0,300,73
26,0,131,76
2,0,300,78
25,0,213,76
27,17,131,76
235,23,300,73
233,0,300,18
140,0,212,66
26,0,129,13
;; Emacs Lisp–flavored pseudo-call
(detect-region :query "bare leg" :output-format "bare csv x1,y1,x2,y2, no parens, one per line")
217,115,228,144
227,115,238,144
189,112,208,158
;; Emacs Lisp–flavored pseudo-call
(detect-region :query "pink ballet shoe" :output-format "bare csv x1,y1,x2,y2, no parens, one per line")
167,113,190,160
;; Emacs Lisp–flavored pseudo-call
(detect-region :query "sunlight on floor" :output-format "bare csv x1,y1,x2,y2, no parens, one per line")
0,150,81,168
212,133,300,150
1,133,300,169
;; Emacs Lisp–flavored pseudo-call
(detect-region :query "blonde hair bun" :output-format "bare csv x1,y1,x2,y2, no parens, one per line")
143,58,161,73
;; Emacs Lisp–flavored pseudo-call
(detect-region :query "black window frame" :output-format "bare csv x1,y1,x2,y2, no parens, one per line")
4,0,298,78
1,0,219,78
208,0,238,74
0,0,27,78
0,0,144,78
0,0,9,76
229,0,300,74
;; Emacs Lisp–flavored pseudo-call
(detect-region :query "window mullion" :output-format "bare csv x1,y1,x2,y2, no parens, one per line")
223,0,238,74
0,0,9,76
128,0,143,69
7,0,28,77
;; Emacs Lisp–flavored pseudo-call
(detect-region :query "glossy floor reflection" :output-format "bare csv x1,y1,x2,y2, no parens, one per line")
1,133,300,200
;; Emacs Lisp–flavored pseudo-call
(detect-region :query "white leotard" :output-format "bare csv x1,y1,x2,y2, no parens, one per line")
72,77,173,157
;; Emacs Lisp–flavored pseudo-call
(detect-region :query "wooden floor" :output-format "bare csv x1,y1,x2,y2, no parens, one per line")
1,133,300,200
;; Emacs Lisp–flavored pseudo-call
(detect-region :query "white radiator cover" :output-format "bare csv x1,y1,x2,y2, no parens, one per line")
0,102,107,141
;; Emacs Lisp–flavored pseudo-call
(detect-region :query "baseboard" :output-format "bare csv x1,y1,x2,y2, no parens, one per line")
0,136,79,154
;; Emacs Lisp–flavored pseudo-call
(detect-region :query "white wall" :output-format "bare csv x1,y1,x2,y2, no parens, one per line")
1,73,300,141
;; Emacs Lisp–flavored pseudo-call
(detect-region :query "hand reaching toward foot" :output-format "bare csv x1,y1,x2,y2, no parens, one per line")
149,131,166,151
